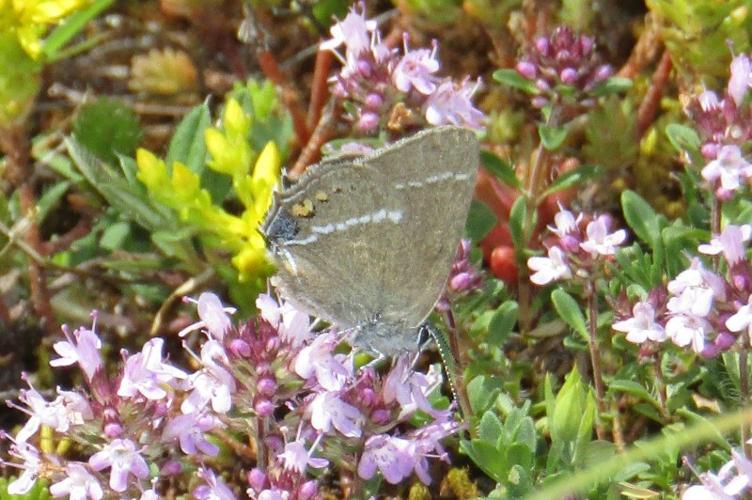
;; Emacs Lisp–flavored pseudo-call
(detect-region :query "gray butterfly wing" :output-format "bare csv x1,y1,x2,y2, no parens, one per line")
263,154,400,329
263,126,479,354
363,126,479,329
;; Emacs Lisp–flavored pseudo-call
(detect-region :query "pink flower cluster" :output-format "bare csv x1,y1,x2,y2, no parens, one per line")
321,2,484,132
515,26,613,109
613,224,752,357
3,291,460,498
685,54,752,198
526,205,627,286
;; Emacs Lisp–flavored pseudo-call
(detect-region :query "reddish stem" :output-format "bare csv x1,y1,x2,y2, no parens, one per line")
307,50,332,131
289,103,336,179
636,50,672,139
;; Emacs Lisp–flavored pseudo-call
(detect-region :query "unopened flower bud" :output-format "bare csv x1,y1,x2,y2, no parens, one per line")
371,408,391,424
258,377,277,396
358,112,380,132
535,37,550,55
248,468,267,491
104,421,124,438
161,460,182,476
531,96,548,108
299,480,319,499
254,398,275,417
357,59,373,78
560,67,578,84
450,272,474,292
516,61,537,80
536,79,550,92
715,331,736,351
229,339,251,358
579,36,594,55
593,64,613,82
732,271,751,292
701,142,720,159
365,92,383,109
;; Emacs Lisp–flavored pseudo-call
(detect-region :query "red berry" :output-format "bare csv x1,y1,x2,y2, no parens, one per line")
490,245,518,283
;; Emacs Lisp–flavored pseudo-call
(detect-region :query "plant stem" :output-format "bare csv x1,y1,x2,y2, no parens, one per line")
740,333,751,458
587,280,607,440
653,354,670,420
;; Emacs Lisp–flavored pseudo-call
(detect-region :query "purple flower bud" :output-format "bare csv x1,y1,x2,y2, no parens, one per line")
716,187,735,201
450,272,474,292
535,37,550,56
265,434,283,453
161,460,182,476
560,67,578,84
371,408,391,424
535,79,550,92
516,61,537,80
365,92,383,109
229,339,251,358
700,343,720,358
701,142,720,159
531,96,549,108
357,112,380,132
593,64,613,82
248,468,267,492
556,49,572,64
560,234,581,253
715,331,737,351
258,377,277,397
254,398,275,417
265,337,280,353
104,421,124,438
732,271,751,292
357,59,373,78
359,387,376,407
579,36,594,55
299,480,319,500
152,401,169,418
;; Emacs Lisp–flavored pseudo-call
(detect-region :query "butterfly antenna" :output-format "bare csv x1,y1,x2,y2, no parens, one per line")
420,323,463,413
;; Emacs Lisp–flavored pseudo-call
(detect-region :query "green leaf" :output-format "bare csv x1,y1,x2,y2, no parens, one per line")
492,68,540,94
465,200,497,242
538,124,568,151
479,410,505,445
460,440,507,483
66,138,174,230
480,150,520,188
37,181,70,223
488,300,519,345
509,196,528,250
551,289,588,340
665,123,701,155
621,190,661,247
539,165,601,201
41,0,115,59
551,367,590,444
166,102,211,175
607,380,660,408
73,98,142,164
467,375,503,415
591,76,633,96
99,221,130,251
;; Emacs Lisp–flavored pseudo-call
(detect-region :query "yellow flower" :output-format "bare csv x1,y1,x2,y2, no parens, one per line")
3,0,92,59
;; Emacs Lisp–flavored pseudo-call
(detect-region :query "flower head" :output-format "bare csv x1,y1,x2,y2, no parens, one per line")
49,463,104,500
613,301,666,344
50,317,103,381
701,145,752,192
528,246,572,285
579,215,626,256
89,438,149,492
